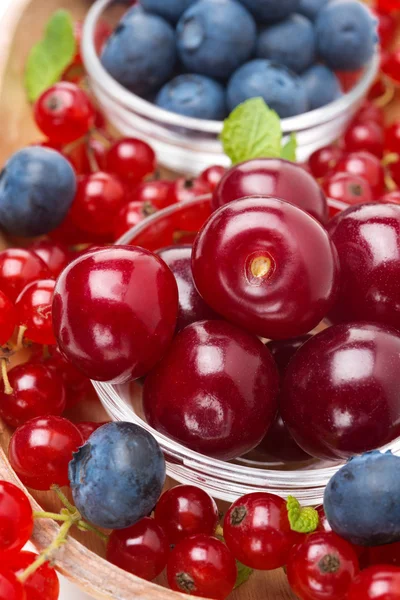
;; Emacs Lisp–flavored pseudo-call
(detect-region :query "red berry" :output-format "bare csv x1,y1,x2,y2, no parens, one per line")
0,482,33,556
322,172,373,205
34,83,95,144
8,416,84,490
308,145,343,179
130,180,175,211
376,0,400,13
3,551,59,600
382,49,400,83
372,9,398,48
168,177,210,204
70,19,110,67
70,172,127,236
16,279,56,345
45,346,92,409
106,138,156,183
198,165,225,192
107,517,169,581
356,100,384,126
113,201,148,241
335,151,385,198
66,137,108,175
347,565,400,600
343,120,384,157
0,291,17,345
385,121,400,153
75,421,108,441
379,190,400,205
29,240,70,278
224,492,303,570
167,534,237,600
287,531,359,600
0,249,51,302
335,69,363,92
0,569,26,600
155,485,219,544
367,541,400,568
388,157,400,188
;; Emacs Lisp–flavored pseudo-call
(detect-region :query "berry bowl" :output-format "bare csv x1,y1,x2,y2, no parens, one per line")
82,0,380,175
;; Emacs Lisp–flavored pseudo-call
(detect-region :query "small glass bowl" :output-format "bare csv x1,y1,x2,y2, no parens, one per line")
82,0,380,175
94,196,400,505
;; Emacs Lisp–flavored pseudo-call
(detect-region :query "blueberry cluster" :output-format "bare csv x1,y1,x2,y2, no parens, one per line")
101,0,377,121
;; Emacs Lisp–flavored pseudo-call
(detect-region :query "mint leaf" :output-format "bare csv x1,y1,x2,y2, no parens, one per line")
221,97,282,165
234,561,253,589
281,133,297,162
287,496,319,534
25,10,76,102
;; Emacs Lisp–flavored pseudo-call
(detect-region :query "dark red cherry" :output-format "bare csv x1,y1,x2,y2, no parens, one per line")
143,320,279,460
328,203,400,329
156,245,220,332
281,322,400,460
192,197,339,340
52,246,179,383
335,152,385,198
212,158,328,224
266,335,313,377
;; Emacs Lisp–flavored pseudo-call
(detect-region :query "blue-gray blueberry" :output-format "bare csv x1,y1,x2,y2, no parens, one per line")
156,74,226,120
301,64,342,110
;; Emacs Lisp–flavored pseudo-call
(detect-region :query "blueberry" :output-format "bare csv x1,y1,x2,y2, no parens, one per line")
101,9,177,96
324,451,400,546
301,64,342,109
298,0,330,21
227,59,309,118
315,0,377,71
256,14,316,74
141,0,197,23
156,74,227,120
176,0,256,80
239,0,300,23
0,146,76,237
69,422,166,530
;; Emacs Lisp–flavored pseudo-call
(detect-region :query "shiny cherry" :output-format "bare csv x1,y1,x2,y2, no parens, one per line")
0,291,17,345
347,566,400,600
75,421,108,441
29,240,70,278
335,151,385,198
52,247,178,383
106,138,156,183
0,363,66,428
0,481,33,556
3,551,59,600
16,279,56,345
156,245,220,332
143,320,279,460
198,165,225,192
0,249,51,302
328,203,400,328
308,145,343,179
281,323,400,460
8,416,84,490
155,485,218,544
343,120,384,157
192,196,339,340
212,158,328,224
322,172,373,206
0,569,26,600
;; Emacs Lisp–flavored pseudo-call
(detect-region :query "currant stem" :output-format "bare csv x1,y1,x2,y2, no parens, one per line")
15,325,27,352
86,135,100,173
77,520,108,542
33,510,71,522
51,484,76,513
374,77,396,109
1,358,13,395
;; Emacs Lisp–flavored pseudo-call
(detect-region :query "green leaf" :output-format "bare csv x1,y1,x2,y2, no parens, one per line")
25,10,76,102
287,496,319,534
220,97,282,165
281,132,297,162
234,561,253,589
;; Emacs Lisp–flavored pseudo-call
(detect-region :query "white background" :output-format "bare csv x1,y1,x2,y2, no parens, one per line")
0,2,94,597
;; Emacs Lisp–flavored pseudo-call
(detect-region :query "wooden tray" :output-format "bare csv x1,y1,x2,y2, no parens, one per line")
0,2,398,599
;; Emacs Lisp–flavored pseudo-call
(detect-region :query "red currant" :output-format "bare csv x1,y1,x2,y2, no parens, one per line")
382,49,400,84
356,100,384,126
0,249,51,302
0,569,26,600
0,481,33,556
66,137,108,175
372,9,398,48
16,279,56,345
315,506,364,558
347,565,400,600
8,416,84,490
308,145,343,179
376,0,400,13
198,165,226,192
388,157,400,188
167,534,237,600
343,120,384,157
29,240,70,278
107,517,169,581
3,551,59,600
106,138,156,183
379,190,400,204
335,151,385,197
322,172,373,205
287,531,359,600
75,421,108,441
70,19,110,67
113,201,149,241
168,177,210,204
45,346,92,409
0,291,17,345
0,363,66,428
367,541,400,568
385,121,400,153
129,180,175,211
154,485,218,544
34,83,95,144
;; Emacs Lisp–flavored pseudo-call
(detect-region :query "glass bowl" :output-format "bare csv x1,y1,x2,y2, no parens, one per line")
81,0,380,175
93,195,400,505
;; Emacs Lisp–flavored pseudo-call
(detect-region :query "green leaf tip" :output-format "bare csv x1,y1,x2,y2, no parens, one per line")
234,561,254,590
25,9,76,102
287,496,319,534
281,132,297,162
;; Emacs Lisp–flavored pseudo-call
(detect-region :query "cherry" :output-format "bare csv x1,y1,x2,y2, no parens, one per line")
167,534,237,600
156,245,220,332
198,165,225,192
8,416,84,490
113,201,150,241
281,323,400,460
168,177,210,204
143,320,279,460
328,203,400,329
308,145,343,179
154,485,219,544
34,82,95,144
379,190,400,205
323,172,373,206
16,279,56,345
335,151,385,198
130,180,175,211
75,421,108,441
0,249,51,302
107,517,169,581
0,481,33,556
385,121,400,153
0,291,17,345
52,247,178,383
347,566,400,600
287,531,359,600
106,138,156,183
224,492,303,570
343,120,384,158
372,9,398,48
29,240,70,278
0,363,66,428
192,196,339,340
266,335,313,377
212,158,328,224
3,551,59,600
355,100,384,127
0,569,26,600
70,172,127,236
382,49,400,84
